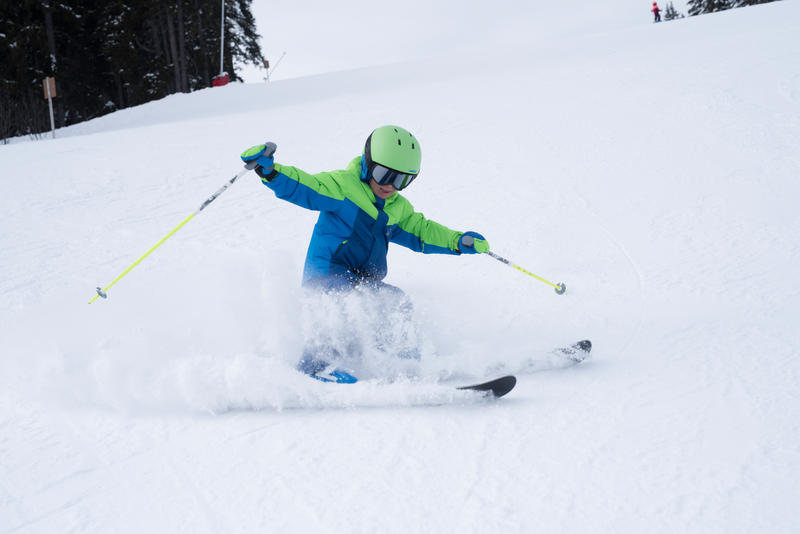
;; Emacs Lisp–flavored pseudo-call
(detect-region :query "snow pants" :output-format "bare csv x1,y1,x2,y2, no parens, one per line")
297,276,419,375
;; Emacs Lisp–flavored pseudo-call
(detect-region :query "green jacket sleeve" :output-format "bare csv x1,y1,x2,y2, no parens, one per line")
388,197,462,255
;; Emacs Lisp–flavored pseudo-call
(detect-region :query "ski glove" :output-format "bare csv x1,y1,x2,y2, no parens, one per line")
458,231,490,254
241,142,278,180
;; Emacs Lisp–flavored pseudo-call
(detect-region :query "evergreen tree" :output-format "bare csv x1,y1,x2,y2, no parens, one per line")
687,0,734,15
733,0,778,5
1,0,54,138
687,0,776,15
224,0,265,81
1,0,264,141
664,2,686,20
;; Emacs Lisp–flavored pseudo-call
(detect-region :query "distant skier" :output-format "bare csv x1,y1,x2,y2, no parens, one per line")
240,126,489,383
652,1,662,22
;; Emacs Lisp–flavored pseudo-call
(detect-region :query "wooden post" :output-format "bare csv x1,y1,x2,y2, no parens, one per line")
42,77,56,139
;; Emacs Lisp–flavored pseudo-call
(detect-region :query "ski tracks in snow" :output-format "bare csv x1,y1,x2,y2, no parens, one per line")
568,186,647,357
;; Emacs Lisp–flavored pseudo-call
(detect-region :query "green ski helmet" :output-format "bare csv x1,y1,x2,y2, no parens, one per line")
361,125,421,190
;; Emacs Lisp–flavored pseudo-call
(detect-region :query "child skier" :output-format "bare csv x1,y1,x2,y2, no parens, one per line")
652,2,662,22
240,125,489,382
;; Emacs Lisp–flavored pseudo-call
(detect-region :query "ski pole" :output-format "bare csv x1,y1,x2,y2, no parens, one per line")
89,160,258,303
487,251,566,294
461,235,566,295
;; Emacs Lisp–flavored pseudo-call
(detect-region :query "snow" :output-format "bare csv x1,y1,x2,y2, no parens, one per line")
244,0,694,82
2,1,800,532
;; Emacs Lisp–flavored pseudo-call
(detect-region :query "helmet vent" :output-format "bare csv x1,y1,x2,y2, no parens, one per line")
397,139,401,145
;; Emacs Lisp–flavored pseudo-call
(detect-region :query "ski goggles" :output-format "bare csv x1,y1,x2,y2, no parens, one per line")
369,162,418,191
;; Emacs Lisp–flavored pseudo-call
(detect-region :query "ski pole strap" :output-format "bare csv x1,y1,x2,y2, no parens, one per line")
486,251,566,295
89,164,256,303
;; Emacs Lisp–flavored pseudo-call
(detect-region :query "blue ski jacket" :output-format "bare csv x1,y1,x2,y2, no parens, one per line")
263,156,463,288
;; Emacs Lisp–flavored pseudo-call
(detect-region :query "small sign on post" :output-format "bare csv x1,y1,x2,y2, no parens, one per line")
42,76,56,99
42,77,56,139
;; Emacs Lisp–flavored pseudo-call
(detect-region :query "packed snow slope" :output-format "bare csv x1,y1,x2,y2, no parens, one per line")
243,0,692,81
2,2,800,533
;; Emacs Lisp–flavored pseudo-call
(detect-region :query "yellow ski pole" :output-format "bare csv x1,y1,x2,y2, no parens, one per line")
90,161,257,303
486,250,566,294
461,234,566,294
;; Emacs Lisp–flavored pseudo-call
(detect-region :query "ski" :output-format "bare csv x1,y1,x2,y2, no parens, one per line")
457,375,517,398
454,340,591,398
304,340,591,393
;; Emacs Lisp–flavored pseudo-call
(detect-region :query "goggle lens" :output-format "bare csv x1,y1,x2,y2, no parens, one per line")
370,163,417,191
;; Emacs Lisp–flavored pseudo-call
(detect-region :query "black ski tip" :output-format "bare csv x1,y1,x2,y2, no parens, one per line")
576,339,591,353
458,375,517,398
